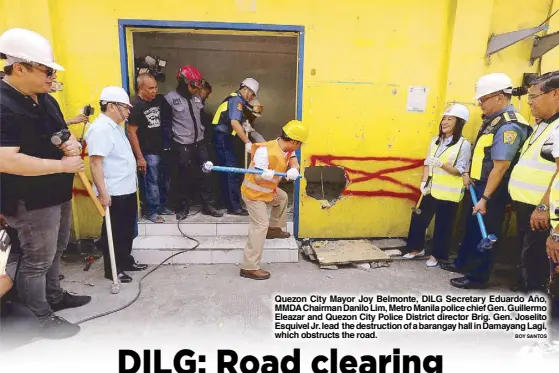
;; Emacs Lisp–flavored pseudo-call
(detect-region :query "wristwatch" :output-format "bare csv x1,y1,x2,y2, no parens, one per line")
537,204,549,212
551,233,559,242
481,194,491,201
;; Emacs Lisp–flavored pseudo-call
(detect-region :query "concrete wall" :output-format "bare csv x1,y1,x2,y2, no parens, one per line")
2,0,558,240
132,32,298,141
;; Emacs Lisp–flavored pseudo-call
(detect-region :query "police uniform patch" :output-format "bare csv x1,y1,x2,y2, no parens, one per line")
237,103,243,111
503,130,517,144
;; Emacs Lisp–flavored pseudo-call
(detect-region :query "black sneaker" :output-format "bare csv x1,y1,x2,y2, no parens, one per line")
176,208,189,221
39,315,80,339
105,271,133,283
49,291,92,312
202,205,224,217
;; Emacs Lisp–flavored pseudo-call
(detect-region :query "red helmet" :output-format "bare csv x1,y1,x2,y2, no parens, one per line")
177,65,202,87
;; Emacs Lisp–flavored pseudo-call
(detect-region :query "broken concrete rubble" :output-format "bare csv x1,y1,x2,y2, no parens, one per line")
309,239,392,268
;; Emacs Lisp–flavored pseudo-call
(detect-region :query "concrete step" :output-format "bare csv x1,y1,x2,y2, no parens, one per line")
138,213,294,237
131,235,299,265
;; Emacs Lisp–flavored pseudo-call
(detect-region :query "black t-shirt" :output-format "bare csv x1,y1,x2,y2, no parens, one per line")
128,94,164,155
0,80,74,216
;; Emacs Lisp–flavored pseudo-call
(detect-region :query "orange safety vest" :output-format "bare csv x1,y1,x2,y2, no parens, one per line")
241,140,292,202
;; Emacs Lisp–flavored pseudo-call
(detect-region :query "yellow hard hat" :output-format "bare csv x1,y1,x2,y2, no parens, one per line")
282,120,309,143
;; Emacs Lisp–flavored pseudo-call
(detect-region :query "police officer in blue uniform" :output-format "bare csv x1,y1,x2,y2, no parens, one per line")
441,73,531,289
211,78,260,216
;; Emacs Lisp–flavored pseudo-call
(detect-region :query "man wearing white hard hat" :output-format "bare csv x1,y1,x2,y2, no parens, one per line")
211,78,260,216
243,98,266,143
402,104,472,268
0,28,91,339
86,86,148,285
442,73,531,289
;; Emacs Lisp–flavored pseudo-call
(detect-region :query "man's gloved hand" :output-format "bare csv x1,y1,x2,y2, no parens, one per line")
261,169,275,181
243,120,254,134
424,157,443,168
286,168,299,181
245,142,253,153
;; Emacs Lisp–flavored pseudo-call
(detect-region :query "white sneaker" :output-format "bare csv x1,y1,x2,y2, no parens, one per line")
402,250,425,259
426,257,438,267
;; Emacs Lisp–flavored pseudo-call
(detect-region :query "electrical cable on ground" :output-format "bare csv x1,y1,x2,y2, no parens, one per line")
75,208,203,325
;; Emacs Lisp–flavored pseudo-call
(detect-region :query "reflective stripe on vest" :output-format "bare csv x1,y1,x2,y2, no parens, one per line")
550,174,559,230
212,93,239,136
241,140,291,202
509,119,559,205
470,111,529,180
428,136,466,203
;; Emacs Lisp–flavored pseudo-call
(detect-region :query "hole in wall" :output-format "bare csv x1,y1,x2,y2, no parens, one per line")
304,166,348,209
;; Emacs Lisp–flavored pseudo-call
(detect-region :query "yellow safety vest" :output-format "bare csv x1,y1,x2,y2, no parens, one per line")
428,136,467,203
212,92,241,136
470,111,530,180
509,118,559,206
550,172,559,230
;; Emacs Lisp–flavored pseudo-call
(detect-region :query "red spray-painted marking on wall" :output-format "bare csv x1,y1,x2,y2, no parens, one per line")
309,155,424,201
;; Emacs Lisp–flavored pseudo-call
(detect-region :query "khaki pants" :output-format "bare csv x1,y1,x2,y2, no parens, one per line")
241,188,288,270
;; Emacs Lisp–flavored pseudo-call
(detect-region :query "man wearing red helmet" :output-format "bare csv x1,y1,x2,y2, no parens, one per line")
161,66,223,220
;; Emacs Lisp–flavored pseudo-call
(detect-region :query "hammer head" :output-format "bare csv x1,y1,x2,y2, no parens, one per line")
477,233,498,252
51,129,71,146
202,161,213,174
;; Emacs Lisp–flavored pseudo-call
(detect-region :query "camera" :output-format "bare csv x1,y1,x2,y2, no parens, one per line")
511,86,528,97
82,104,94,117
512,73,540,97
134,55,167,83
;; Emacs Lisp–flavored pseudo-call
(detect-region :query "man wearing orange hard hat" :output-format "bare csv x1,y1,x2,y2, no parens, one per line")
239,119,309,280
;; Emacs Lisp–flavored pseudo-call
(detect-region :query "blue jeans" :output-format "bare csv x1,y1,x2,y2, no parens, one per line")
2,200,71,321
140,153,170,217
213,131,242,212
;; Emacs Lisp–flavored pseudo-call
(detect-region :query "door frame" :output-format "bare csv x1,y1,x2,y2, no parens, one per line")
118,19,305,238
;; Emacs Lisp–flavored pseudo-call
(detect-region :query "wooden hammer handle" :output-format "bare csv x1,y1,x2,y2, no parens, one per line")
77,171,105,217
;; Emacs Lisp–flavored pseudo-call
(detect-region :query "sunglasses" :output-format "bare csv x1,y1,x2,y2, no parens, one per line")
21,62,55,78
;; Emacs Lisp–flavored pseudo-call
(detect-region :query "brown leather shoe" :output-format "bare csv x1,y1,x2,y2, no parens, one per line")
240,269,270,280
266,227,291,239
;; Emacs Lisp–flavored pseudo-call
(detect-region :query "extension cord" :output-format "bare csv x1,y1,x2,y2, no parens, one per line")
76,210,202,325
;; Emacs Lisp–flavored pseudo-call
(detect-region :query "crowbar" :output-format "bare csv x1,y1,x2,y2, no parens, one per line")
469,184,498,252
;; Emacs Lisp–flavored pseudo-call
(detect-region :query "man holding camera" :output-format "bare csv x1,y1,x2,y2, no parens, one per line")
0,28,91,339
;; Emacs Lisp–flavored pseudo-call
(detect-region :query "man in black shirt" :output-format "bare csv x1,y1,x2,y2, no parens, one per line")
0,28,91,339
128,73,173,223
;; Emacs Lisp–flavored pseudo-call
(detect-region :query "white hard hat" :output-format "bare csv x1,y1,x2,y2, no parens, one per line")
99,86,133,107
442,103,469,122
0,28,64,71
241,78,259,96
474,73,513,100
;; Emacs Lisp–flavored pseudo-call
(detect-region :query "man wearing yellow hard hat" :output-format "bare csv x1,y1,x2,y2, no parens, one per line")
239,120,309,280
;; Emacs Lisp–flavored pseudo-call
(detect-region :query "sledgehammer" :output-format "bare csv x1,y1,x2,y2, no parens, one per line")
469,184,497,252
202,161,303,179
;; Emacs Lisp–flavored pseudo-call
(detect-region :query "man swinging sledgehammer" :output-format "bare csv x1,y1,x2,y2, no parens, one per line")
239,120,309,280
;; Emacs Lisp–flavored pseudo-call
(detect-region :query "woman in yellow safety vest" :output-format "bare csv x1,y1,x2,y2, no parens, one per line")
403,104,472,267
